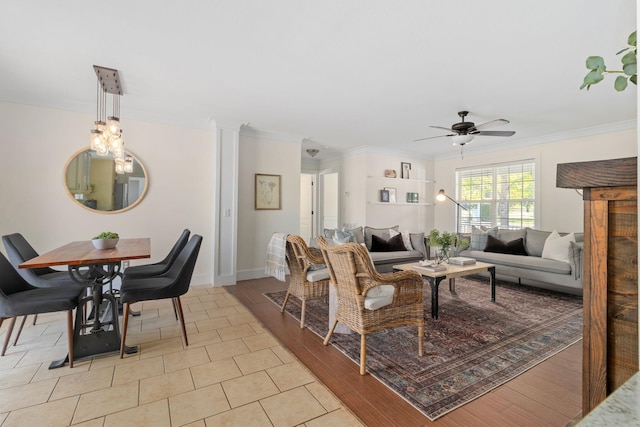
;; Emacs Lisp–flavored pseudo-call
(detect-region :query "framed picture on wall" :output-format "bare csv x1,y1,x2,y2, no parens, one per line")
380,189,390,203
384,187,397,203
401,162,411,179
255,174,281,210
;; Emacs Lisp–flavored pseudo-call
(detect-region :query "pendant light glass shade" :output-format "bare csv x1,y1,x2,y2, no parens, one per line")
89,66,133,171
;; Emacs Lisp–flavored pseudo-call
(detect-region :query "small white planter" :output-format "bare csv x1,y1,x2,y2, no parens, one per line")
92,238,119,249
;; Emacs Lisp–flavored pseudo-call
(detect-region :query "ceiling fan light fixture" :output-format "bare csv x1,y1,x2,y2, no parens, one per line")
451,134,474,145
306,148,319,158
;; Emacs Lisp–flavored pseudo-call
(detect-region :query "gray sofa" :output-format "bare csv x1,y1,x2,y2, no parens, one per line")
323,226,427,273
458,227,583,295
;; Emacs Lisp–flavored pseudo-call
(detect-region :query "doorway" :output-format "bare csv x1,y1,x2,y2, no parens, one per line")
300,173,316,244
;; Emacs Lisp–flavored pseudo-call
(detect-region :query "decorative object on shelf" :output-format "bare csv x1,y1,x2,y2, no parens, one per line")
384,187,397,203
406,192,419,203
401,162,411,179
380,189,390,202
89,65,134,175
436,189,469,255
255,173,281,210
91,231,119,249
384,169,397,178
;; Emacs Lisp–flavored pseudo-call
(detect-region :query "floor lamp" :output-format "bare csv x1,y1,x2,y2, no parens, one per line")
436,189,469,255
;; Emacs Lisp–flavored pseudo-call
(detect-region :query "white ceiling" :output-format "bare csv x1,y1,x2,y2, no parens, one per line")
0,1,636,160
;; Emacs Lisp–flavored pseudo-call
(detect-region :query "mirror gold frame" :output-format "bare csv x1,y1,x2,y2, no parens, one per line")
63,147,149,214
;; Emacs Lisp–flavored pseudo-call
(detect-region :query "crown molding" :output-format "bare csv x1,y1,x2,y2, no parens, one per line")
239,125,307,143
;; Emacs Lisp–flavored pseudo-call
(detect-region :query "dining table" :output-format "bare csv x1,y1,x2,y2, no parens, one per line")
19,238,150,368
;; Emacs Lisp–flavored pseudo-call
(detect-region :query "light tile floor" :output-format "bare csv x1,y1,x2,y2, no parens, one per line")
0,285,364,427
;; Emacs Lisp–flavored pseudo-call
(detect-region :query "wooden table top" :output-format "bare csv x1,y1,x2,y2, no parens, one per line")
19,238,151,269
393,261,495,278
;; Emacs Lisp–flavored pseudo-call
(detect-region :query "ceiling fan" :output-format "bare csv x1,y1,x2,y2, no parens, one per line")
414,111,515,151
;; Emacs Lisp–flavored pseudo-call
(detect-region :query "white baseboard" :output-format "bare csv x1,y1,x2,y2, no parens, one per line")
236,268,269,282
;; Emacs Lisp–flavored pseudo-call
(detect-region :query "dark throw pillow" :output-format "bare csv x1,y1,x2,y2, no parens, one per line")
484,234,528,256
370,234,407,252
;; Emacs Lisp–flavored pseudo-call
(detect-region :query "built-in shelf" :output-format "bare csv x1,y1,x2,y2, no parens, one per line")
368,202,432,206
367,176,432,184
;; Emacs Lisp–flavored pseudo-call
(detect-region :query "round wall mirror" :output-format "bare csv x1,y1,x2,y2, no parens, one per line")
64,148,148,213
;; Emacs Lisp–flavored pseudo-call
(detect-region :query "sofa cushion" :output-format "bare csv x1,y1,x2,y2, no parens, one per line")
498,228,526,243
409,232,427,258
364,285,395,310
525,228,551,257
470,226,498,250
364,225,399,250
306,268,330,282
484,235,528,256
324,226,364,244
389,229,414,250
371,234,406,252
462,250,571,275
368,250,425,265
542,231,575,263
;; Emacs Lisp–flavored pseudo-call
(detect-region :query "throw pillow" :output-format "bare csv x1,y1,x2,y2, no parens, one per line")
409,232,427,257
470,226,498,250
541,230,575,263
389,229,414,251
525,228,552,257
333,234,351,245
484,235,528,255
370,234,406,252
335,228,355,242
364,225,399,250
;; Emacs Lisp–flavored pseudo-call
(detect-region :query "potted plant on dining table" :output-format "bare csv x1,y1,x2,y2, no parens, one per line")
91,231,119,249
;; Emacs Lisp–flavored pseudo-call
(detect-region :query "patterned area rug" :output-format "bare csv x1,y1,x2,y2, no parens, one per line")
264,277,582,420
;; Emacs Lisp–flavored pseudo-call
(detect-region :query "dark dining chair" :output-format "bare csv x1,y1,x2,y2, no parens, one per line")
2,233,83,347
119,234,203,358
123,229,190,278
0,252,84,366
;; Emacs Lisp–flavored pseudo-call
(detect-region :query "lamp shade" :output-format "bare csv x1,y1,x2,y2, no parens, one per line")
436,189,446,201
452,134,474,145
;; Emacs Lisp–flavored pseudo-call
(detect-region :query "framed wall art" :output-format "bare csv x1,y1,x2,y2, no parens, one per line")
255,173,281,210
401,162,412,179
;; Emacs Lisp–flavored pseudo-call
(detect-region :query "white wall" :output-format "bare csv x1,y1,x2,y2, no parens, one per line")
339,149,435,233
236,132,302,280
0,102,214,285
433,128,637,233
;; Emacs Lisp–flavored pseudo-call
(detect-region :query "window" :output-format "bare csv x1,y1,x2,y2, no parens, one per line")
456,159,536,233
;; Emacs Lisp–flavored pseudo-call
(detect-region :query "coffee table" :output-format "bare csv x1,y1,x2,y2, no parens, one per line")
393,261,496,319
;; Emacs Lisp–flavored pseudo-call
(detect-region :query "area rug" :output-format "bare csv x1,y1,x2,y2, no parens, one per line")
264,277,582,420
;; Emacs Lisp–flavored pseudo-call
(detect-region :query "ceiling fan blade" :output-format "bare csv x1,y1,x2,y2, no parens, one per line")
429,125,455,132
474,130,516,137
413,134,454,142
469,119,510,132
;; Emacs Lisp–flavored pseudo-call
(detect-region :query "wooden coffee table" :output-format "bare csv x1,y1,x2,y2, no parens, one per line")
393,261,496,319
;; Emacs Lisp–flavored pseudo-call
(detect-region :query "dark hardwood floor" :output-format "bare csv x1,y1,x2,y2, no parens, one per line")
227,277,582,427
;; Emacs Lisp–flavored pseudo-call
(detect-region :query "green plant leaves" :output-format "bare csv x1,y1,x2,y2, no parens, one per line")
581,31,637,91
585,56,606,70
615,75,628,91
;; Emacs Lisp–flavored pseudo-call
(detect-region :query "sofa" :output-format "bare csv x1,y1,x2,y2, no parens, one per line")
458,227,584,295
323,226,428,273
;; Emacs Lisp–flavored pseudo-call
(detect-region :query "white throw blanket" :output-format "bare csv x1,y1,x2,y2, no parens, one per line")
265,232,288,281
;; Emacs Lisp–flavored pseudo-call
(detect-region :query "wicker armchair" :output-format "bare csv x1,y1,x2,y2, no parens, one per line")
317,236,424,375
282,235,330,328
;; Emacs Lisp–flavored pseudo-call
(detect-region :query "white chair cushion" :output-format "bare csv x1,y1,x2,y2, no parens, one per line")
364,284,395,310
306,268,330,282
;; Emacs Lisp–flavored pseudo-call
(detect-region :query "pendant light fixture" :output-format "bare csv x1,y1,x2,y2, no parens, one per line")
89,65,129,174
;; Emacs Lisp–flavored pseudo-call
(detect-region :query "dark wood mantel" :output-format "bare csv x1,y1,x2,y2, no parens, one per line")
557,156,638,417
